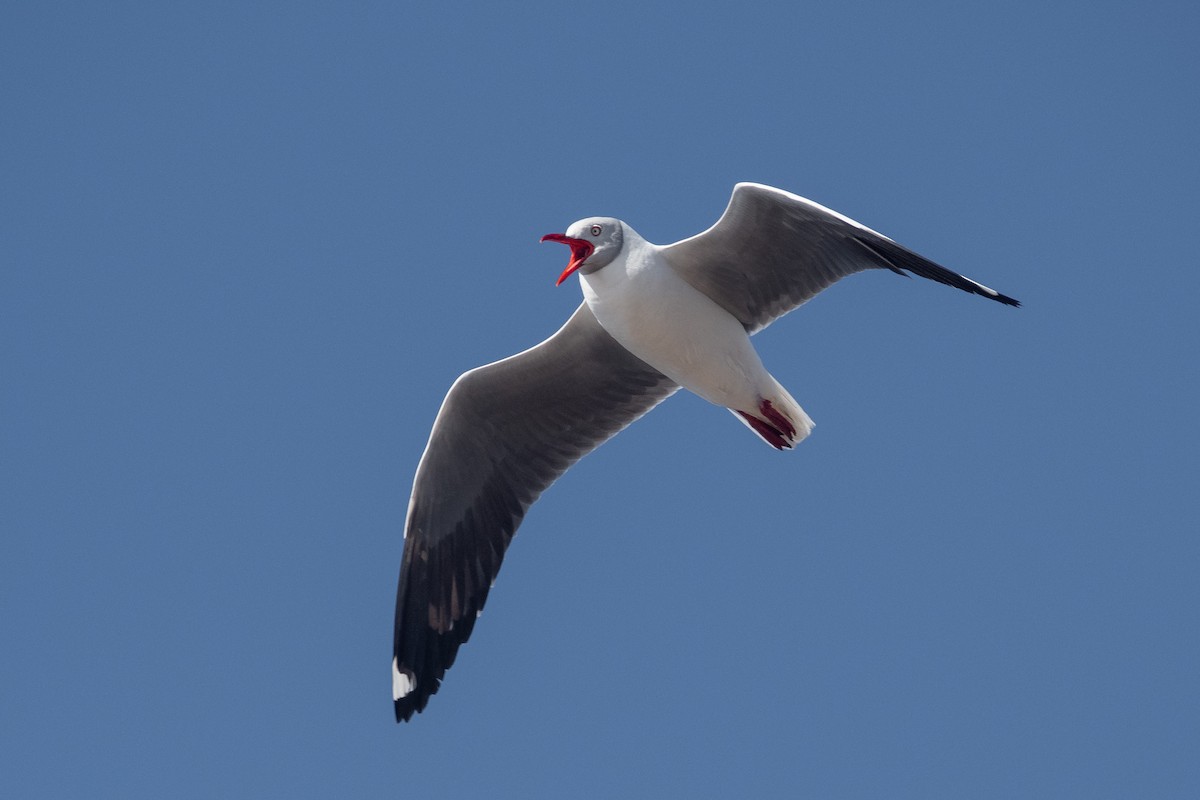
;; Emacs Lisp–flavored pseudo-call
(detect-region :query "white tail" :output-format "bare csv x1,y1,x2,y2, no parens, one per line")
731,378,814,450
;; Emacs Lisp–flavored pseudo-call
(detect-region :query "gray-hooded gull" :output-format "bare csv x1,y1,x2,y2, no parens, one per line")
392,182,1018,721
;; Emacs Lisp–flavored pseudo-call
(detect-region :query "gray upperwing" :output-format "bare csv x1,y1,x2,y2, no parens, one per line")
393,302,678,721
660,183,1018,334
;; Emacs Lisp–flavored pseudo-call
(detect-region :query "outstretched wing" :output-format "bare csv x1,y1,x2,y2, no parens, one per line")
394,303,678,721
661,183,1018,334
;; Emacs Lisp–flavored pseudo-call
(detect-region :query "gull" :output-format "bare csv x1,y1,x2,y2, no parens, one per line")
392,182,1018,720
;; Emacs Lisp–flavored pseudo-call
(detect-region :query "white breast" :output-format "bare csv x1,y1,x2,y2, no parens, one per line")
579,236,770,411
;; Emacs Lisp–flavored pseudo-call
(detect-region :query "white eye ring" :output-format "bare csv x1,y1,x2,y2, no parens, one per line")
590,224,602,236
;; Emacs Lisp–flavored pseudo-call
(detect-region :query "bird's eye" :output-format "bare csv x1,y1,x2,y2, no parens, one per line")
590,224,602,236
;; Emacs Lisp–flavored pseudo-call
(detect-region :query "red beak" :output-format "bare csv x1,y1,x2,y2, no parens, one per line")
541,233,595,286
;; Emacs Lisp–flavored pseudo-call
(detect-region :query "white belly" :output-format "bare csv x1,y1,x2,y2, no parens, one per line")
580,249,768,410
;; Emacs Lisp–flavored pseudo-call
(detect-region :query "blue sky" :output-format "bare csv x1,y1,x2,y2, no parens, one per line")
3,1,1198,797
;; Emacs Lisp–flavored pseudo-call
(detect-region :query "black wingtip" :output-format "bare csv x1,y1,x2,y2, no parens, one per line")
392,652,437,722
994,293,1021,308
394,700,417,723
853,235,1020,309
393,676,435,723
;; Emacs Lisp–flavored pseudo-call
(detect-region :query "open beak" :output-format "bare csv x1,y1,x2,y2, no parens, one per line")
541,233,595,286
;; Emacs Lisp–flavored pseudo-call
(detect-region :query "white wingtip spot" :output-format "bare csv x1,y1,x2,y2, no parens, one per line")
392,657,415,701
964,275,1000,296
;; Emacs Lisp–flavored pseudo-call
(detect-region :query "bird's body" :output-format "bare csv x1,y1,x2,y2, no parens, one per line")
579,222,812,447
392,183,1019,721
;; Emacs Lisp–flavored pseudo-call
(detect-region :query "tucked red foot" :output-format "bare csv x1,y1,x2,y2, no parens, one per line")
758,399,796,440
735,399,797,450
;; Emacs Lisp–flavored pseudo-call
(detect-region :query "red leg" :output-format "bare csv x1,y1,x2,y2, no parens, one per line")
735,409,790,450
757,399,796,441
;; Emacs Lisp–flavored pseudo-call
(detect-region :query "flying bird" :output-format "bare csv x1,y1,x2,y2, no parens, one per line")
392,182,1018,721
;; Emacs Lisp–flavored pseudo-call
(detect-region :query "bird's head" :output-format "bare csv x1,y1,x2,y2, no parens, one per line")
541,217,624,285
